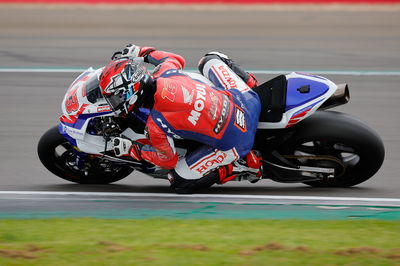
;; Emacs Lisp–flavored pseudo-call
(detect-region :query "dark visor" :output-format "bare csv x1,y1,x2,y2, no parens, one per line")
105,93,125,112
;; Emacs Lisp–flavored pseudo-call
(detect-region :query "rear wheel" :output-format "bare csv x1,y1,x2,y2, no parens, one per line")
37,126,134,184
275,111,385,187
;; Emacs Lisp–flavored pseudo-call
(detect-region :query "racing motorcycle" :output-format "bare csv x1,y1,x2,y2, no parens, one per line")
37,67,385,187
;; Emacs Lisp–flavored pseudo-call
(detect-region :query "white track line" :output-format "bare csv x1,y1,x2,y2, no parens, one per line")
250,70,400,76
1,191,399,204
1,68,400,76
0,68,86,73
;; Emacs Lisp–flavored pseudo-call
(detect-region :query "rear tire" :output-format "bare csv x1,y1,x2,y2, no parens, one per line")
277,111,385,187
37,126,134,184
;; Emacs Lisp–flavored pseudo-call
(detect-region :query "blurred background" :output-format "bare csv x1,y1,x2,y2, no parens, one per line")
0,2,399,197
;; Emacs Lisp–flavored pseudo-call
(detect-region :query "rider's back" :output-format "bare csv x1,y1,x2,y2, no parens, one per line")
152,73,234,148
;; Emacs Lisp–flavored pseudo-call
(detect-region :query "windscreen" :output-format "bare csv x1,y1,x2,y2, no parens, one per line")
85,75,102,103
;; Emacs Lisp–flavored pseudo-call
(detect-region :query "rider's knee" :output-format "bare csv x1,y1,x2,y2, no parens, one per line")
198,51,231,75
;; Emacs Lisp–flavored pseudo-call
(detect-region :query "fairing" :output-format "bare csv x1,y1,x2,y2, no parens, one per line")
257,72,338,129
58,68,342,154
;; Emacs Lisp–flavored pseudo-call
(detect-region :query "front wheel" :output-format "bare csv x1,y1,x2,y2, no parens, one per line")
275,111,385,187
37,126,134,184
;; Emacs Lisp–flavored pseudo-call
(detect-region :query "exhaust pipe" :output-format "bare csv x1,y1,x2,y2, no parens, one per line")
319,83,350,110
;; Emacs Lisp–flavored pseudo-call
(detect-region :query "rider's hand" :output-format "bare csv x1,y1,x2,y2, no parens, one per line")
121,44,141,58
112,137,132,157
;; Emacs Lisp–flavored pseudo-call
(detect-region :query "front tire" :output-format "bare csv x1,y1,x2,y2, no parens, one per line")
276,111,385,187
37,126,134,184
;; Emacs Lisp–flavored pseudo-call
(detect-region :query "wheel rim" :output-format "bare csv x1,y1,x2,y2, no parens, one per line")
53,141,126,179
293,140,360,168
281,139,363,179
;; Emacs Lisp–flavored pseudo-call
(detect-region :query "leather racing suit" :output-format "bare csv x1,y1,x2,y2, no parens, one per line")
132,48,262,190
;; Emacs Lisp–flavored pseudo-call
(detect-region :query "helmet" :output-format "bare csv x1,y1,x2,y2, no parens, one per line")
99,58,150,116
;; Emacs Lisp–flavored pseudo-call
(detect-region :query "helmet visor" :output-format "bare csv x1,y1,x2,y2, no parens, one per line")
104,92,126,112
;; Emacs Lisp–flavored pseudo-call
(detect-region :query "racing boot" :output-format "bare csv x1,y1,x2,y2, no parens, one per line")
169,150,263,194
218,150,264,184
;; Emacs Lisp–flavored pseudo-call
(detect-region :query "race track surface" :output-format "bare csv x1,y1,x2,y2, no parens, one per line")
0,5,399,199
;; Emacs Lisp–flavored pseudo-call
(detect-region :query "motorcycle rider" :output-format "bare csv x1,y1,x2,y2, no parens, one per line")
99,44,263,194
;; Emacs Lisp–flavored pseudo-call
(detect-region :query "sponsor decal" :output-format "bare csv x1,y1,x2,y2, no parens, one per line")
156,118,182,139
234,94,245,109
62,124,85,140
188,83,207,126
191,150,228,174
161,81,177,102
285,108,312,128
285,100,323,128
213,95,231,134
217,65,237,89
97,106,112,112
208,91,219,120
182,85,194,104
234,105,247,132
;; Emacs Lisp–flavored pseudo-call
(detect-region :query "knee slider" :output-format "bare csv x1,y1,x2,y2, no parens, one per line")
169,169,218,194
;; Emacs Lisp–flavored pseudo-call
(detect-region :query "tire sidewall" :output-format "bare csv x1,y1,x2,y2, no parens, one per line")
277,111,385,187
37,126,133,184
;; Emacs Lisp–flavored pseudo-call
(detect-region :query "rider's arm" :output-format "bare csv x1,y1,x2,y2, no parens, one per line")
136,114,179,170
119,44,185,77
140,47,185,78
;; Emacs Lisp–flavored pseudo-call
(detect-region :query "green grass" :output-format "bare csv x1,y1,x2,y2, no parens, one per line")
0,219,399,265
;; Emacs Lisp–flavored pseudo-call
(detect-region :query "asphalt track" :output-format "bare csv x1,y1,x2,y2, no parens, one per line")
0,5,399,206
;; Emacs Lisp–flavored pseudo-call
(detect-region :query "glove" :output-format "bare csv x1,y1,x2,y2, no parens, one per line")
121,44,141,58
112,137,145,162
112,137,132,157
111,44,140,60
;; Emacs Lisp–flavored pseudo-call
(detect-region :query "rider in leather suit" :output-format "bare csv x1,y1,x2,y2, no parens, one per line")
99,44,263,194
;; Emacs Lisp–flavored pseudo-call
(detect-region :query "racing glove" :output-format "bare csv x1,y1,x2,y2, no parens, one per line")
112,44,156,61
112,137,132,157
112,137,143,160
111,44,142,60
122,44,156,58
121,44,141,58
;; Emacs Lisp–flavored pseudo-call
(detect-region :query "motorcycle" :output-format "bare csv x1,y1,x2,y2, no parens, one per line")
37,66,385,187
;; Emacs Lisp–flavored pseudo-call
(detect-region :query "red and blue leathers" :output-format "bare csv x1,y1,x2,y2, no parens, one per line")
133,48,261,180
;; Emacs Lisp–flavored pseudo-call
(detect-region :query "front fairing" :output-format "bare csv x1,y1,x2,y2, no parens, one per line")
58,68,152,154
59,68,114,152
60,68,114,127
60,68,110,118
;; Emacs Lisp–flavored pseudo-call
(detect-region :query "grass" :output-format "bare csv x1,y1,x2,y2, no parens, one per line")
0,218,399,265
